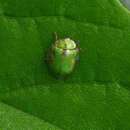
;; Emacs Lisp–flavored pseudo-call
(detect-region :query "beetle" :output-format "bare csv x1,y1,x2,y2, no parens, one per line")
46,32,80,77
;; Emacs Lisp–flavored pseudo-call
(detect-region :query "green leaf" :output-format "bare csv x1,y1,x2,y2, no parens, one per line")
0,102,62,130
0,0,130,129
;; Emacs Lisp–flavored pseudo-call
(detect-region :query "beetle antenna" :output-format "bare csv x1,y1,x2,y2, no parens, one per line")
76,40,80,49
54,32,58,41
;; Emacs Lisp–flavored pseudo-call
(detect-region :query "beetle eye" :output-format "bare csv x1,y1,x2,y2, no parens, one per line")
76,40,80,44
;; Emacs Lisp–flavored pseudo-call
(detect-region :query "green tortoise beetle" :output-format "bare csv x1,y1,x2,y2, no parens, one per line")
46,32,80,77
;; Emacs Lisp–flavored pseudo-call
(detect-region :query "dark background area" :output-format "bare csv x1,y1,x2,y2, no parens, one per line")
121,0,130,9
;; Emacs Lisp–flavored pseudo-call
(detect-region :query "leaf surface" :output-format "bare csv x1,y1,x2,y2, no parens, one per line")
0,0,130,129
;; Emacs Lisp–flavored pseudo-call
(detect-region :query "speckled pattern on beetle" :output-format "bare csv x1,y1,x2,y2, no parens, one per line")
47,34,80,77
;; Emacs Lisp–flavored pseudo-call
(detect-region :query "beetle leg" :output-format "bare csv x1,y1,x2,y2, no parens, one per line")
76,55,80,62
